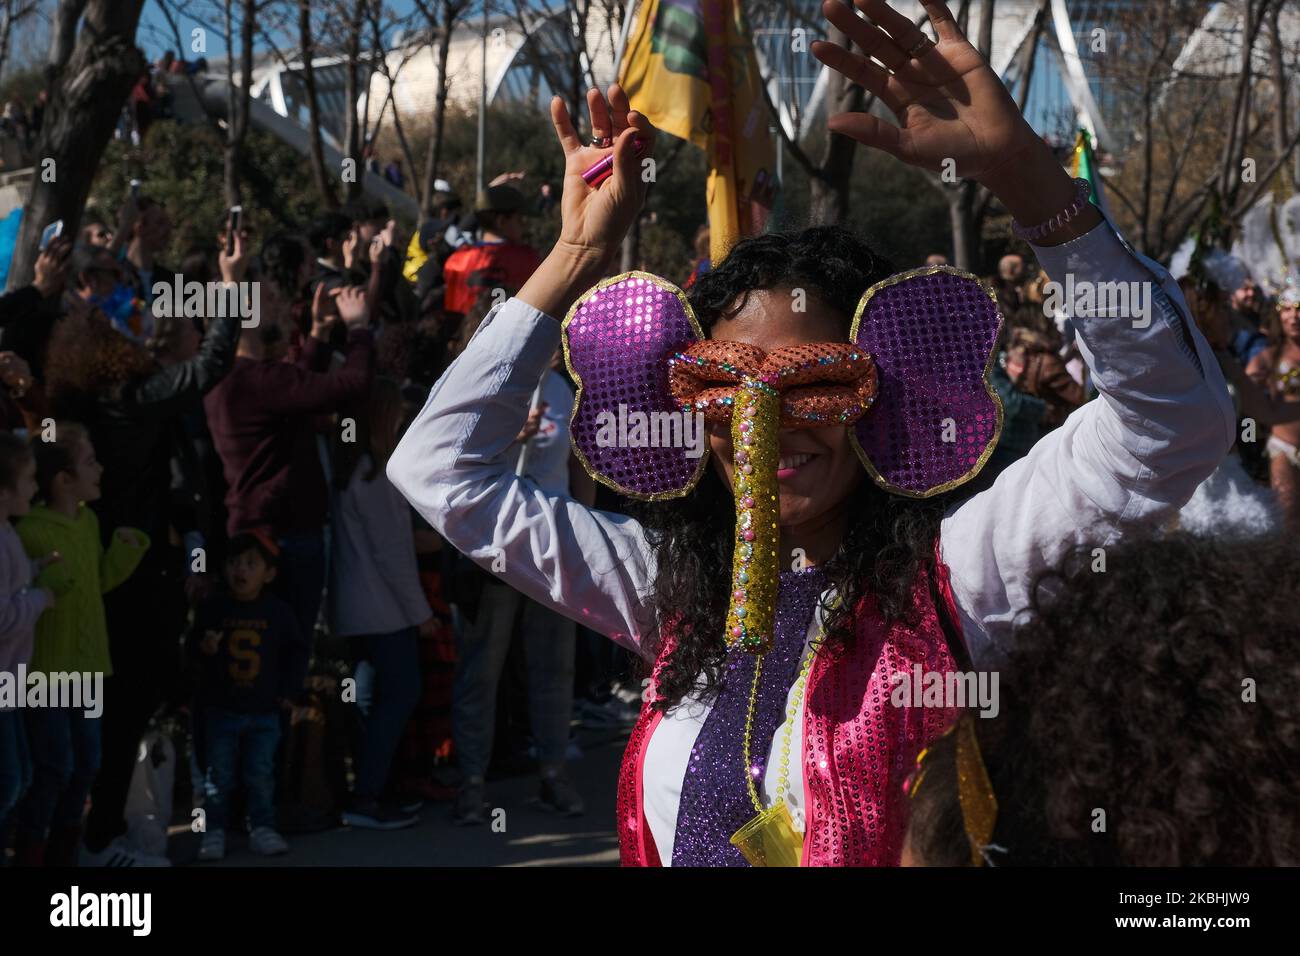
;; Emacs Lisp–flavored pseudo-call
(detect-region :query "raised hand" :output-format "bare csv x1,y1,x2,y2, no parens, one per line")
33,235,72,298
331,285,368,328
554,85,656,265
519,85,656,318
219,228,249,283
813,0,1099,240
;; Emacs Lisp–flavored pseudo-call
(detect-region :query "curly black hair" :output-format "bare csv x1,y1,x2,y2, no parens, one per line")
633,226,958,707
906,532,1300,866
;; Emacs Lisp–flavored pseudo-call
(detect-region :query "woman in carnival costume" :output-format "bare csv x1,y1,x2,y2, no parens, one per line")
389,0,1234,866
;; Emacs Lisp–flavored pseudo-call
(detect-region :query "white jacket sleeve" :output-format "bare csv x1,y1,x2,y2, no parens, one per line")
387,297,657,655
941,217,1236,667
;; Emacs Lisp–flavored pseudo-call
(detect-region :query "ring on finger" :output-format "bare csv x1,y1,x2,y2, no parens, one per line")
906,36,934,58
590,134,613,148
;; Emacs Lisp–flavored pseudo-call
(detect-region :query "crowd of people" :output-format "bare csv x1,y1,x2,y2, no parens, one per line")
936,246,1300,530
0,157,651,867
0,0,1295,872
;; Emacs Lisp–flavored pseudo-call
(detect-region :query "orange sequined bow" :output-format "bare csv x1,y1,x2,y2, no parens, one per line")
667,340,879,429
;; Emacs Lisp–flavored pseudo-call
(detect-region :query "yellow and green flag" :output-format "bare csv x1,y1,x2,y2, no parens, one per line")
619,0,777,265
1070,128,1110,219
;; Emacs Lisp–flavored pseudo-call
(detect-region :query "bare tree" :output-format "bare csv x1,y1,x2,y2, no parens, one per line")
1097,0,1300,259
412,0,471,215
9,0,147,290
44,0,87,89
221,0,258,208
923,0,1011,270
0,0,40,81
297,0,337,205
750,0,918,227
327,0,368,202
363,0,424,198
506,0,619,139
1266,0,1291,192
242,0,339,207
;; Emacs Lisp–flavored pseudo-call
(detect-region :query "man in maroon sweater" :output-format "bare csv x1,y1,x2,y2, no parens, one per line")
204,276,373,637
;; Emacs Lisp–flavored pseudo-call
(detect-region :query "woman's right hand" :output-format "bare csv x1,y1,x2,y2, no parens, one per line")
519,85,656,318
553,84,655,262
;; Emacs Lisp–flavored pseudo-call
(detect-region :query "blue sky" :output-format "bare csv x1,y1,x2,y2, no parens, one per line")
136,0,463,61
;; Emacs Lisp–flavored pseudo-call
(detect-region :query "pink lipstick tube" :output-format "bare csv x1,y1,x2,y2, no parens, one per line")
581,137,647,189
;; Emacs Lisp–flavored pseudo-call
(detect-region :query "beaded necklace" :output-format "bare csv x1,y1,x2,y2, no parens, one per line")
730,592,840,866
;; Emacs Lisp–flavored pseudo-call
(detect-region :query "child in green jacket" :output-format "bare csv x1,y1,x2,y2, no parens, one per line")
14,422,149,865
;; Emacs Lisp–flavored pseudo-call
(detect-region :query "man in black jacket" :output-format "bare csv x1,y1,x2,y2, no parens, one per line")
0,235,72,379
77,237,247,868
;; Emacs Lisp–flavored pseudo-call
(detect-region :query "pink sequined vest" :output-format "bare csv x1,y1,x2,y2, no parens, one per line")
615,559,962,867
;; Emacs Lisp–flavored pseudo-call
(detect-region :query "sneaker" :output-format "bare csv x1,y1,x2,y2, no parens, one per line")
197,829,226,862
537,772,585,817
342,799,419,830
248,827,289,856
79,836,172,868
452,779,487,826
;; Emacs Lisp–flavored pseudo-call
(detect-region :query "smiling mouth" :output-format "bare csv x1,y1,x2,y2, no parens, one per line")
776,453,817,477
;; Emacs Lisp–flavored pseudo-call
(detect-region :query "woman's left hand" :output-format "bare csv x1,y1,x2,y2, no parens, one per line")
812,0,1038,182
813,0,1099,236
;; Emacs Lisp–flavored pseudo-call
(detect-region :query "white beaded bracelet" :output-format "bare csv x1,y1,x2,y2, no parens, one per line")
1011,178,1093,243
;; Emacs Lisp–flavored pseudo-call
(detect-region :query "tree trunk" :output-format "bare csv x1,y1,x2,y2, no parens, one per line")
10,0,146,290
342,0,365,202
45,0,87,86
951,0,994,270
419,1,460,216
300,0,337,208
620,213,640,272
1268,1,1291,192
948,181,977,270
976,0,994,59
807,18,864,225
0,4,16,85
223,0,255,209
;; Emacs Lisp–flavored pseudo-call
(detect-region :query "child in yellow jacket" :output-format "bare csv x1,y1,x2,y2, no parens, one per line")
14,422,148,866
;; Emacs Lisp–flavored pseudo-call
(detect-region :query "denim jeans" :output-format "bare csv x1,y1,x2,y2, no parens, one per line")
204,708,281,831
0,710,32,835
19,705,102,838
452,581,576,781
274,530,327,641
349,627,422,798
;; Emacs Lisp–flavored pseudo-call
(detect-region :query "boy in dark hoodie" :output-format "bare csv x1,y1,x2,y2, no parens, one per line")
190,531,306,861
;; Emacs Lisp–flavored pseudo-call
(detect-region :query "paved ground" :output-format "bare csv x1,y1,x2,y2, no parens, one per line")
171,726,628,868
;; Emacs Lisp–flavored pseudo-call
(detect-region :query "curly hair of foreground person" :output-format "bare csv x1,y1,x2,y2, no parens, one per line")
905,531,1300,866
43,306,156,416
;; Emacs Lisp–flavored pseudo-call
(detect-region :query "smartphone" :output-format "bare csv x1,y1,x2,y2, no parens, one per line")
226,205,242,256
39,219,63,251
129,179,142,200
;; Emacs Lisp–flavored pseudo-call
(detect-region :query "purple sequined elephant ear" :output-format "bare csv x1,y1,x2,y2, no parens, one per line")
562,271,708,500
850,266,1004,498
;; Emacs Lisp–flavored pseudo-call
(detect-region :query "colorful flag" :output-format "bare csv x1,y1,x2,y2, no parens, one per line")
619,0,777,265
1070,127,1111,219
